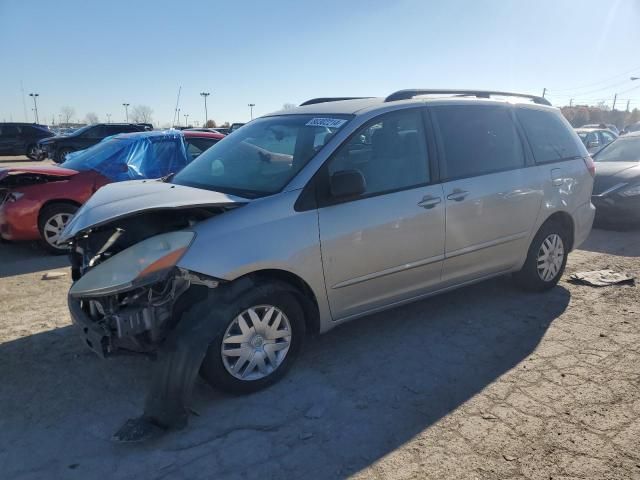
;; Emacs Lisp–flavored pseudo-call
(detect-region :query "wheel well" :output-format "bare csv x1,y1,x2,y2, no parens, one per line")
38,199,82,224
248,269,321,336
541,211,575,251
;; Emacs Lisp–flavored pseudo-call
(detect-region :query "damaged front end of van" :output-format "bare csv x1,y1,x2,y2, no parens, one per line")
60,179,249,441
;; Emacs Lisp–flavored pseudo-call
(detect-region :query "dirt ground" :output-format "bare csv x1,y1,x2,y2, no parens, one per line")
1,155,639,479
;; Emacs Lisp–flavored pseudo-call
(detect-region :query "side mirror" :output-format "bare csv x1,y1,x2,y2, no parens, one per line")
330,169,366,198
586,140,599,149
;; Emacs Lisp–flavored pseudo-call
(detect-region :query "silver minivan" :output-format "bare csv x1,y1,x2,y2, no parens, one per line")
61,90,595,440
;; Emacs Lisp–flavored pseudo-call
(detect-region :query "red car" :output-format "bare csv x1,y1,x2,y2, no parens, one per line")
0,130,223,253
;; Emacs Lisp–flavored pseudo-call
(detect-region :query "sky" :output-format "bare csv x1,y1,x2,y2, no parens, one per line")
1,0,640,127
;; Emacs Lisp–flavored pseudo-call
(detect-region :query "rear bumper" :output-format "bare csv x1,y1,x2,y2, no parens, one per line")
572,201,596,249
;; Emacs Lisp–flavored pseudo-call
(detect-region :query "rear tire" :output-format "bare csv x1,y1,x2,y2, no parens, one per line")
199,280,306,395
514,221,569,292
38,203,78,254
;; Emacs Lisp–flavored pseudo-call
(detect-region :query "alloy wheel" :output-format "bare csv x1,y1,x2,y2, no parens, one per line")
221,305,292,381
536,233,565,282
43,213,73,249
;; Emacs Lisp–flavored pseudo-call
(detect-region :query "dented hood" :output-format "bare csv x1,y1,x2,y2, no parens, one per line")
60,179,249,242
0,165,78,183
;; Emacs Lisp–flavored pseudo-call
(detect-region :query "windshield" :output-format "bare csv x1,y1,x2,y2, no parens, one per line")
172,114,351,198
594,138,640,162
69,124,93,136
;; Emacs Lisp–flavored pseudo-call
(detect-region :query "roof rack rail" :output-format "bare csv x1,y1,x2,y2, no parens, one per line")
299,97,373,106
384,89,552,106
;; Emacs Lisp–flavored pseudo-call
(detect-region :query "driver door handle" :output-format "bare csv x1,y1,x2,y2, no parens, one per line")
447,189,469,202
417,195,441,209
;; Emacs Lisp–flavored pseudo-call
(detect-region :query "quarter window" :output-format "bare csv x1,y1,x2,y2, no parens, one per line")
328,109,429,196
433,105,525,180
516,108,584,163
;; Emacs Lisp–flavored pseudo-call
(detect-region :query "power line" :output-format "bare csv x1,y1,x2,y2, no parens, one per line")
548,65,640,92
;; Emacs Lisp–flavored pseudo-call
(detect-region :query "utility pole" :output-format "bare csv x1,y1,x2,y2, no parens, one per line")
184,114,189,127
200,92,210,126
122,103,130,122
612,93,617,111
542,88,547,98
29,93,40,123
626,100,631,113
106,113,112,123
248,103,255,120
569,98,573,107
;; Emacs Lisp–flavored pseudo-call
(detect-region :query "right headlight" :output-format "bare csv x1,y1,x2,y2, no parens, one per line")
620,184,640,197
69,231,195,298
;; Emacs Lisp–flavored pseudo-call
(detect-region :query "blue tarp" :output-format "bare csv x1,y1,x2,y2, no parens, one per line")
61,130,190,182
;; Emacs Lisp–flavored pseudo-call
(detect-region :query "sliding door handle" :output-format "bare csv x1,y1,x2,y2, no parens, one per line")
417,195,441,209
447,189,469,202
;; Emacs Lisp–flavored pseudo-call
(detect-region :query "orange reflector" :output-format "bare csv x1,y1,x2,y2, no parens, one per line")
138,247,187,279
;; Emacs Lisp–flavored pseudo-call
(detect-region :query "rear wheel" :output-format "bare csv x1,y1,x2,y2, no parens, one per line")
38,203,78,254
514,221,569,291
200,281,306,394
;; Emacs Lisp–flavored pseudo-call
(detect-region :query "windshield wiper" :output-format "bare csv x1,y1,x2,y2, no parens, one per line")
160,172,175,183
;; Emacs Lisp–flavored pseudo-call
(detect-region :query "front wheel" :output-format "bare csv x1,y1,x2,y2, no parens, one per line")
26,144,39,160
514,221,569,292
56,147,74,163
38,203,78,254
200,281,306,394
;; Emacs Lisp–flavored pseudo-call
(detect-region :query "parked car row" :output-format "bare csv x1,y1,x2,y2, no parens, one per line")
0,123,54,159
37,123,153,163
0,130,222,252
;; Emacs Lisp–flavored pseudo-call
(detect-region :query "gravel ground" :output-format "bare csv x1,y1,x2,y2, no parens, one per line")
0,155,639,479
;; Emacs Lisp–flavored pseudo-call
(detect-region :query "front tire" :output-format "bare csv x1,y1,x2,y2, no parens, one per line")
514,221,569,292
26,144,39,160
200,281,306,394
56,147,74,163
38,203,78,254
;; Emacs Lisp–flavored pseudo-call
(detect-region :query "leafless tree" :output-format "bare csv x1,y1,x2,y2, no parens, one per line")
282,103,296,110
205,119,217,128
130,105,153,123
60,106,75,124
85,112,99,124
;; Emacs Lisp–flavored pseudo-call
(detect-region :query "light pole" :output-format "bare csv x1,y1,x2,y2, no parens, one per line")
200,92,210,126
29,93,40,123
106,113,112,123
177,108,181,127
122,103,130,122
184,114,189,127
248,103,255,120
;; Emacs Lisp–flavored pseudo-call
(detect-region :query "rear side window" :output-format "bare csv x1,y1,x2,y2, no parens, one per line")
0,125,20,136
433,105,525,180
185,137,219,160
516,108,584,163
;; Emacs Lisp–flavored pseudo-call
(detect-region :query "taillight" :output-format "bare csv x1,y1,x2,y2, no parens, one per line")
583,156,596,177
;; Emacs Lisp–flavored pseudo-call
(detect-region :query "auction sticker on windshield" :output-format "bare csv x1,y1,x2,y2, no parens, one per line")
305,118,348,128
